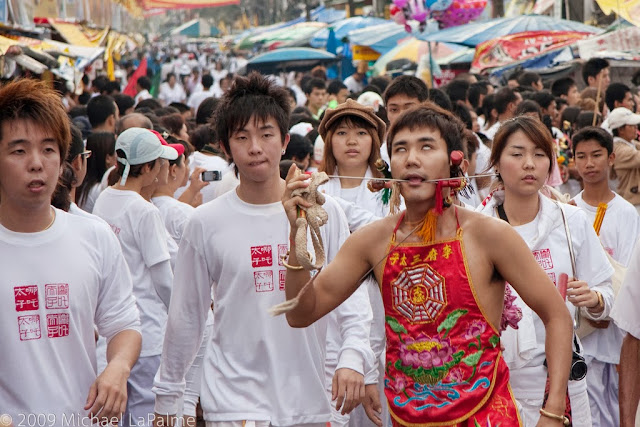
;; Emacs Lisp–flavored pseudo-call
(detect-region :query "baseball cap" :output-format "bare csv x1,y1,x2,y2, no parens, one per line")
116,127,178,185
607,107,640,130
149,129,185,157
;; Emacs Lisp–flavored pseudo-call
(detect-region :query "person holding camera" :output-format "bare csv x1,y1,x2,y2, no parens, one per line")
477,116,614,426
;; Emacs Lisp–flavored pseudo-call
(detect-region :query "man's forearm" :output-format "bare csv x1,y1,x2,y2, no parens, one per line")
542,312,573,413
106,329,142,370
284,229,317,327
620,333,640,427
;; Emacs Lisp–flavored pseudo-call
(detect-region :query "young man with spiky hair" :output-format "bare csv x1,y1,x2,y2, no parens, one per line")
153,73,374,427
0,80,141,425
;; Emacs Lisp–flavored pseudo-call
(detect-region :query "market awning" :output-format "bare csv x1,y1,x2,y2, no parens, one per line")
49,21,94,48
138,0,239,9
170,19,219,37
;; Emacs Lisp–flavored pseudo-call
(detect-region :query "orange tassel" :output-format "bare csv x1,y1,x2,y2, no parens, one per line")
417,208,439,243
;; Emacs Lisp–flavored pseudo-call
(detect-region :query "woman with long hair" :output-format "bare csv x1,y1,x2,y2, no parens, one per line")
76,132,116,213
318,99,393,218
476,116,614,426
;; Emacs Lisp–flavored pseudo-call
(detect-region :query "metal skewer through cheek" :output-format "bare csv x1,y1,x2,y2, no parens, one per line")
326,173,499,183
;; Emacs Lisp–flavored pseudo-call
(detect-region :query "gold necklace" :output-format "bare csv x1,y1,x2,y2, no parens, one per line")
43,208,56,231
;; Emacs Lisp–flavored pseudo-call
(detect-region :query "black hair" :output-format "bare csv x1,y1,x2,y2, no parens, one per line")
69,106,88,119
155,106,180,117
113,94,135,116
190,124,217,152
361,84,382,96
51,163,74,212
285,87,297,103
160,113,185,136
304,78,326,95
66,124,85,163
135,98,162,111
76,132,117,206
104,81,121,95
86,95,116,128
576,111,602,130
137,76,152,91
213,72,290,157
327,80,347,95
452,103,473,130
468,82,488,110
515,100,543,121
605,83,631,112
169,102,190,113
530,91,555,110
387,102,465,159
517,72,542,89
78,92,91,105
427,88,453,111
445,80,470,104
201,74,214,89
551,77,576,97
494,87,518,115
572,126,614,155
166,72,176,82
582,58,610,85
92,75,110,93
196,97,219,125
383,75,429,105
370,76,391,93
283,134,313,162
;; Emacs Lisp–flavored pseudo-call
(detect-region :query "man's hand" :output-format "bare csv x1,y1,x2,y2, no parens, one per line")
566,279,599,309
362,384,383,426
332,368,365,415
282,164,312,231
84,359,131,423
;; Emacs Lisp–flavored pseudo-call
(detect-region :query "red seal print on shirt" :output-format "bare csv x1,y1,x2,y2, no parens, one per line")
18,315,41,341
254,270,274,292
277,244,288,267
251,245,273,268
14,285,39,312
47,313,70,338
279,270,286,291
547,272,556,286
45,284,69,309
533,249,554,270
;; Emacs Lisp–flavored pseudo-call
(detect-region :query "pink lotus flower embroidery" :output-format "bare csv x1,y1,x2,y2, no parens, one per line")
464,319,487,340
393,376,407,393
501,285,523,332
447,367,465,383
400,335,454,370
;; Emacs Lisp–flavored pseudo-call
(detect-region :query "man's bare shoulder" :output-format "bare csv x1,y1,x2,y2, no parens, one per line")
457,207,517,245
347,214,398,250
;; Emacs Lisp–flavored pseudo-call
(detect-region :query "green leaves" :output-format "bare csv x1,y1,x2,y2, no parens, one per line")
437,309,468,337
462,350,483,367
489,335,500,348
386,316,408,334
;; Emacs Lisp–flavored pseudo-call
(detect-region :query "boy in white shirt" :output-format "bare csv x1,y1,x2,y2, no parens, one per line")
571,127,640,427
0,79,141,426
153,73,374,426
93,127,178,426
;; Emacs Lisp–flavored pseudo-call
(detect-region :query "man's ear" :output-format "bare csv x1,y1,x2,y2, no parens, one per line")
219,143,231,161
282,133,291,153
609,152,616,167
169,163,179,180
460,158,469,175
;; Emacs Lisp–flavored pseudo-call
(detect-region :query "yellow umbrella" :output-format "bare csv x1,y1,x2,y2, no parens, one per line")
372,38,458,75
595,0,640,26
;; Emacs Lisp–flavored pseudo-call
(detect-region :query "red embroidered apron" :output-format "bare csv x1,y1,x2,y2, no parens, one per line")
381,210,521,426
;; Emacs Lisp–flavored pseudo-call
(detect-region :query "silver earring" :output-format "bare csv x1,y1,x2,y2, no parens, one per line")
281,149,286,155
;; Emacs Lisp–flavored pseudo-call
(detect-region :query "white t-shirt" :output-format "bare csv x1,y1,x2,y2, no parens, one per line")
154,190,374,424
0,209,140,424
78,183,102,213
135,89,152,105
574,191,640,363
187,88,215,112
477,193,614,399
174,152,230,203
93,187,172,357
151,196,195,245
343,75,364,94
158,82,186,106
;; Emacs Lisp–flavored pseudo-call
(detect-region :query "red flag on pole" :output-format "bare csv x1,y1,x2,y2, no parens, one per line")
123,57,148,98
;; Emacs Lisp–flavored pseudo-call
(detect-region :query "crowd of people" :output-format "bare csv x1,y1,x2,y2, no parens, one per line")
1,49,640,427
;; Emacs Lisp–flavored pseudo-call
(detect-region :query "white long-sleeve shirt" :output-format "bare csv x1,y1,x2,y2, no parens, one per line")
477,191,614,399
154,189,373,425
574,191,640,364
